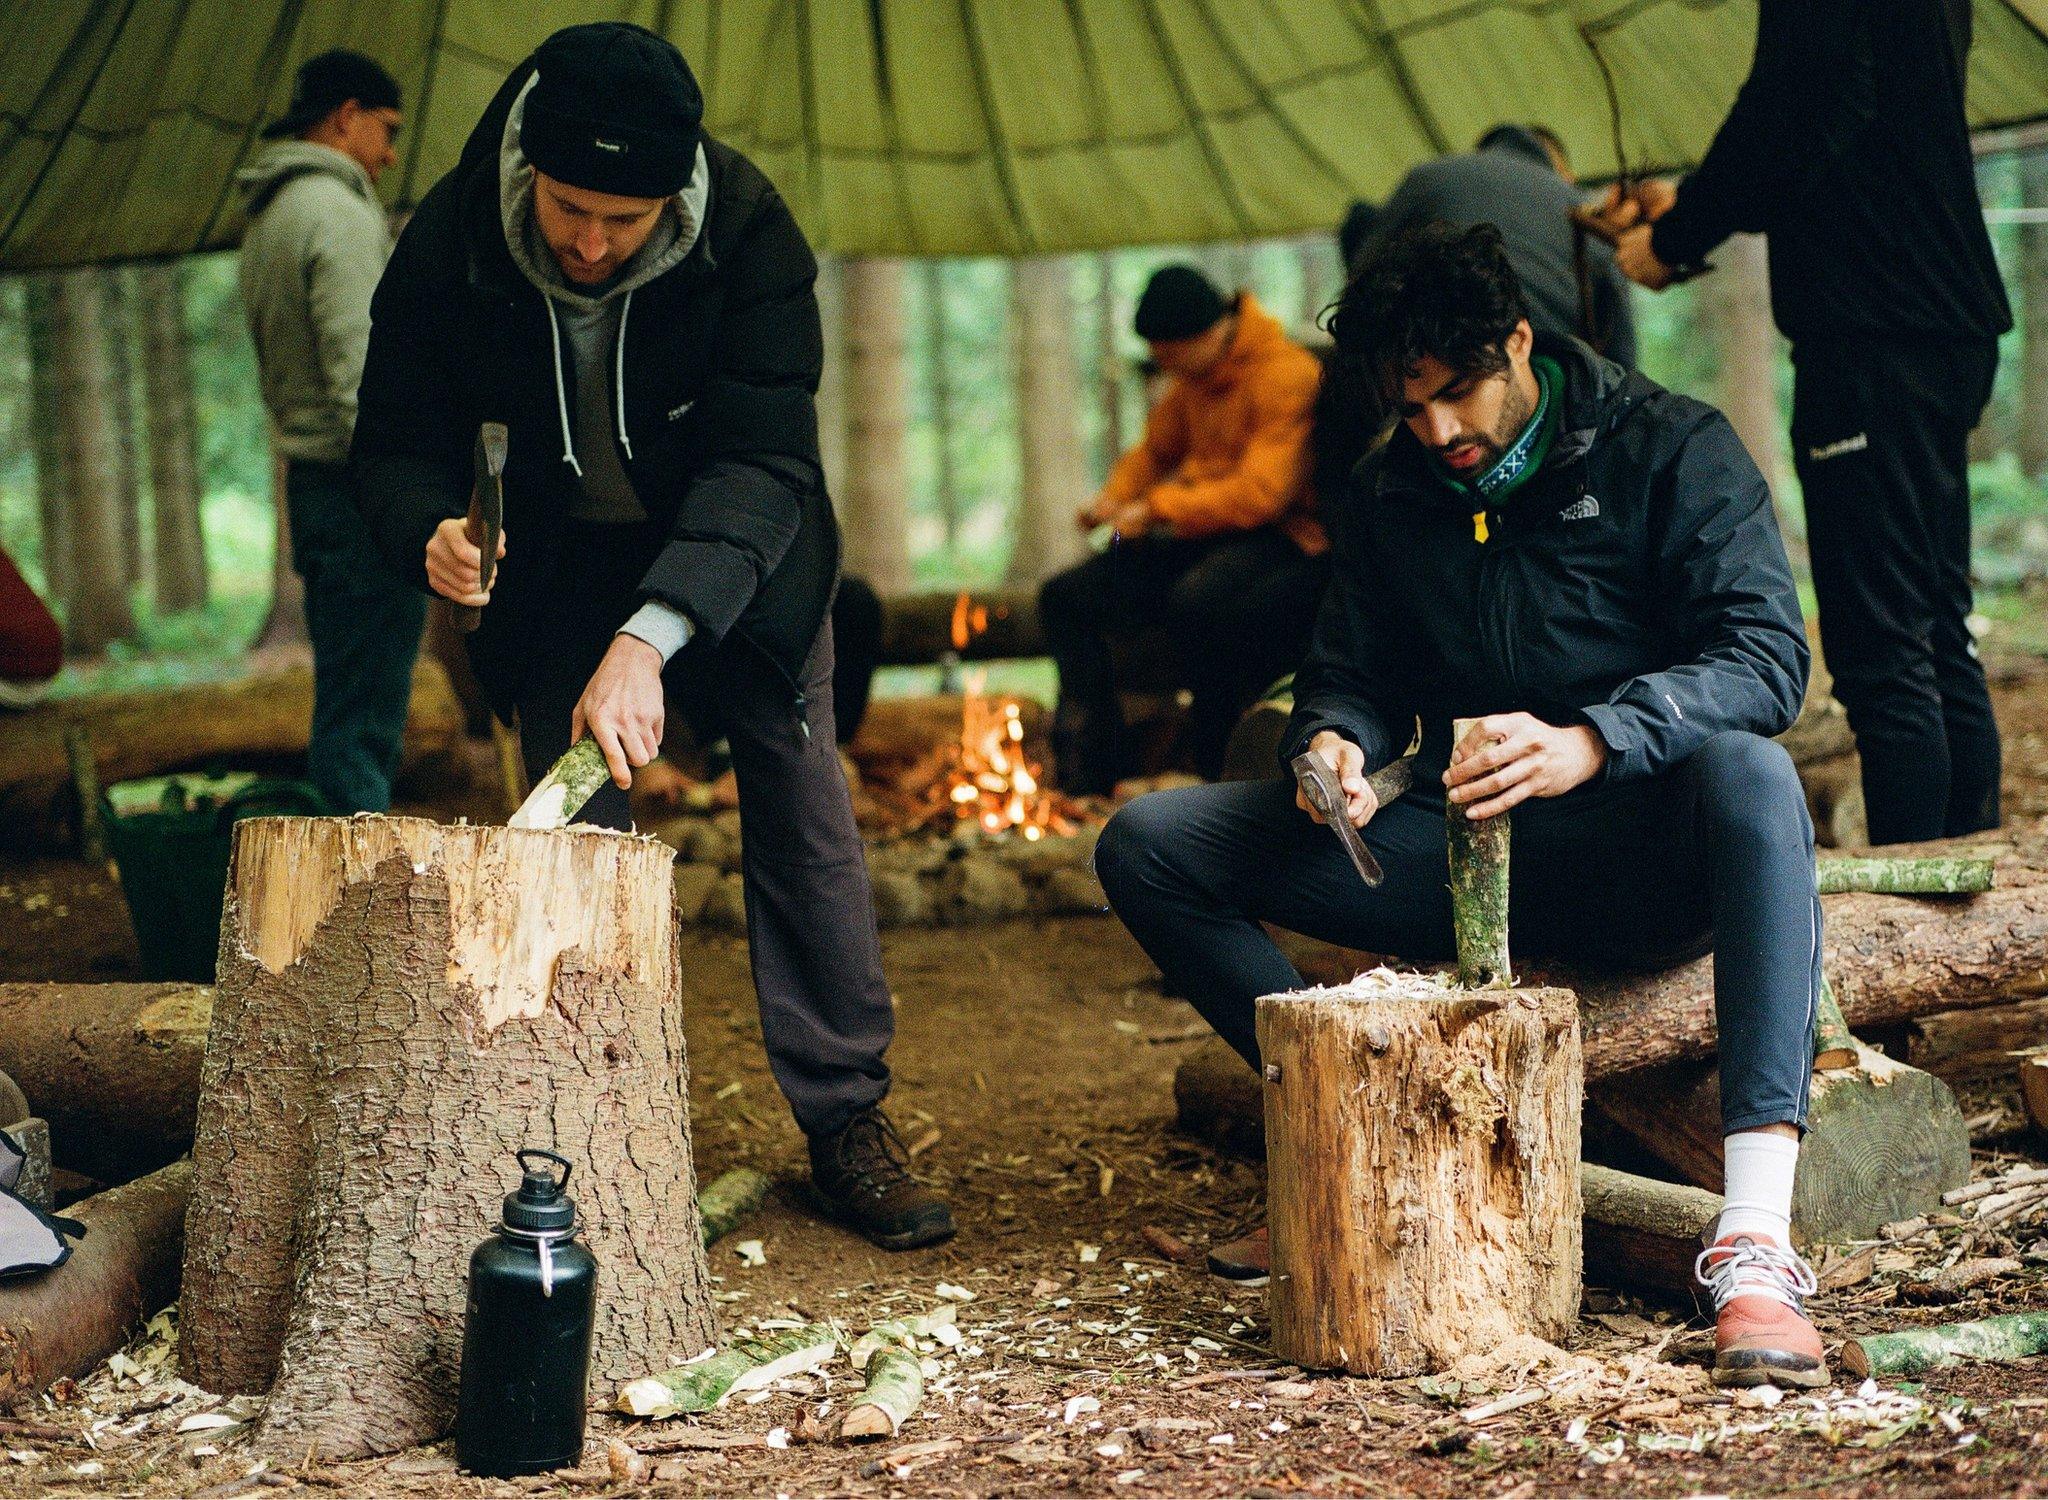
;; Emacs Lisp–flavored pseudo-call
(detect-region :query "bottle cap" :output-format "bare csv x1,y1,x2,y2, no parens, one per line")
501,1148,576,1233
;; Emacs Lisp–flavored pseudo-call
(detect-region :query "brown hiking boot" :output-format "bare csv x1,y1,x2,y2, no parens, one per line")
808,1107,956,1251
1207,1225,1269,1280
1697,1233,1828,1389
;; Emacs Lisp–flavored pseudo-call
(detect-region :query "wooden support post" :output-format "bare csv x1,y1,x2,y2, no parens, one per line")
179,816,716,1461
1447,720,1511,988
1257,976,1582,1374
63,724,105,862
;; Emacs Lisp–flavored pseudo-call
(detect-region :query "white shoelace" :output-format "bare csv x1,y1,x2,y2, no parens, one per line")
1694,1237,1819,1312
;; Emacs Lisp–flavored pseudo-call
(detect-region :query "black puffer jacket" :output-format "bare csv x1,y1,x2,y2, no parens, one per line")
1284,336,1809,792
351,56,835,714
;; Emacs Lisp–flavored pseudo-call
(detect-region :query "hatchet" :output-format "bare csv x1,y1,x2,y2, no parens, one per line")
1291,750,1418,889
452,421,508,634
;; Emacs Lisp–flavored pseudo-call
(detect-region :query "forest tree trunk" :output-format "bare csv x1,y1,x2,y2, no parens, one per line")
839,257,912,595
252,444,309,649
1093,253,1126,483
179,816,717,1460
24,277,75,614
816,255,849,503
137,261,209,613
1009,255,1087,584
2020,148,2048,480
50,269,135,655
921,260,961,550
100,267,149,600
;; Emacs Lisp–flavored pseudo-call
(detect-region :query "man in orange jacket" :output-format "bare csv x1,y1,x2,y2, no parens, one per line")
1040,265,1327,795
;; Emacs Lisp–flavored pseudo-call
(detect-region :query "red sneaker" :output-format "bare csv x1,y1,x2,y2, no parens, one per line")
1696,1233,1828,1388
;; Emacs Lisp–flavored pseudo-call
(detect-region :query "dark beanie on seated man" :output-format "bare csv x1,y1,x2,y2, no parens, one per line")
1135,264,1230,342
519,22,704,198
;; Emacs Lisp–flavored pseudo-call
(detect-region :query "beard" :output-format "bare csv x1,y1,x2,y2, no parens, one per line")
1435,371,1537,471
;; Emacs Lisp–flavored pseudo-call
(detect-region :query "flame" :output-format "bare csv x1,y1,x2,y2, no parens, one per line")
939,594,1071,838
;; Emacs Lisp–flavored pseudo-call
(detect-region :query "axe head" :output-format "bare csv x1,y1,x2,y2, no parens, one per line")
1291,748,1386,887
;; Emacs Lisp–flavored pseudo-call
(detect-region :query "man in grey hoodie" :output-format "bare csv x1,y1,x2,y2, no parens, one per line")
237,50,423,813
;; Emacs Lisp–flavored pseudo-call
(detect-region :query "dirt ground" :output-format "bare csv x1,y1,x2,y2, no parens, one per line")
8,665,2048,1496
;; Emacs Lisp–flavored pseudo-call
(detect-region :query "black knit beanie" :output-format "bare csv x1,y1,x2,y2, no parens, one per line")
1134,265,1229,342
521,23,703,198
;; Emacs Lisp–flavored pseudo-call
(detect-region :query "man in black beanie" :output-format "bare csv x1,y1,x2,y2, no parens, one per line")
352,23,954,1250
1040,264,1328,794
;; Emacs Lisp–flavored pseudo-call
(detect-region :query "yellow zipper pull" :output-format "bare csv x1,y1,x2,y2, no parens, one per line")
1472,510,1490,544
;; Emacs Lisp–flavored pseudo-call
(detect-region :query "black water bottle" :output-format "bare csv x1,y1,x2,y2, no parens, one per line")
455,1149,598,1478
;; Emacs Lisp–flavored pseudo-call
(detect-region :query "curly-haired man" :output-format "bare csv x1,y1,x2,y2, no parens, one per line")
1096,223,1828,1388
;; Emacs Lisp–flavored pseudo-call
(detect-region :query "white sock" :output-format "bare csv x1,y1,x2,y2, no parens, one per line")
1717,1130,1800,1244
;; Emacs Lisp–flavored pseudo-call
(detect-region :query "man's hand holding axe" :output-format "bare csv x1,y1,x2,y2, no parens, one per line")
423,422,659,795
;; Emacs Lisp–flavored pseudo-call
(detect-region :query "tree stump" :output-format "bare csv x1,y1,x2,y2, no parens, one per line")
179,816,715,1461
1257,974,1583,1375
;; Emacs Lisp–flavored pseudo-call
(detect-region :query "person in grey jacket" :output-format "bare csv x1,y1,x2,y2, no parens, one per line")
1346,124,1637,371
237,50,424,813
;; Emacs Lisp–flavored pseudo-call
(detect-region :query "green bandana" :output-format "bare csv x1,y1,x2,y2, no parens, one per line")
1434,356,1561,541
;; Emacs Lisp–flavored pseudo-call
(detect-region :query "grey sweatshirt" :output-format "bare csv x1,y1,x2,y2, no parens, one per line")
236,142,391,463
500,75,710,659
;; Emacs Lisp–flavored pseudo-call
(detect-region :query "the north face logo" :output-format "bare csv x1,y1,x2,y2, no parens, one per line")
1559,496,1599,522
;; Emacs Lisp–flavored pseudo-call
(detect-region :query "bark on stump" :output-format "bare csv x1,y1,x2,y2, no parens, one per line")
179,816,716,1461
1257,978,1582,1374
1590,1040,1970,1245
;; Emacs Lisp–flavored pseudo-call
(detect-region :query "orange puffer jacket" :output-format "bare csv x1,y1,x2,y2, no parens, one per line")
1100,293,1326,555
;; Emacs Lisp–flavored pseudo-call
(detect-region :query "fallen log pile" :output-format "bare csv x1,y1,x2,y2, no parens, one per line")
0,1160,190,1406
1277,864,2048,1080
0,983,209,1180
0,654,466,853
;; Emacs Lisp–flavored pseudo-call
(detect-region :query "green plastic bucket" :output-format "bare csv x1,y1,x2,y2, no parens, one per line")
103,773,331,982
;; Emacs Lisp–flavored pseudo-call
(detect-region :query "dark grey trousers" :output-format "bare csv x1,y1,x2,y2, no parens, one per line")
1095,730,1819,1134
511,522,892,1139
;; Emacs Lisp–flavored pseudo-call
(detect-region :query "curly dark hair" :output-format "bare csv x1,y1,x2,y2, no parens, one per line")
1319,221,1530,442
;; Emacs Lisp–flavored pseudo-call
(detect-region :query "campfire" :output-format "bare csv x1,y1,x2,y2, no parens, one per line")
941,593,1076,841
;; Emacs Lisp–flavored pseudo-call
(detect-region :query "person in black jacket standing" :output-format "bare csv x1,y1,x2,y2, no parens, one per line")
1096,226,1828,1388
1611,0,2012,845
351,23,952,1251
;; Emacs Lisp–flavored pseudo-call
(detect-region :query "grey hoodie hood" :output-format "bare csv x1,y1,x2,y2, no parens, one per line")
499,73,707,310
235,139,378,216
497,72,708,506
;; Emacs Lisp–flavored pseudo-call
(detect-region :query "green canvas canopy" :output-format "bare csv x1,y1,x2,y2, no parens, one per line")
3,0,2046,270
